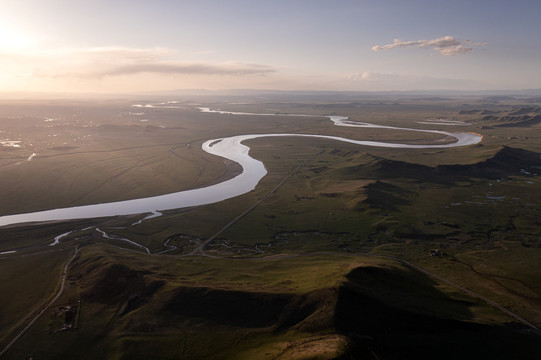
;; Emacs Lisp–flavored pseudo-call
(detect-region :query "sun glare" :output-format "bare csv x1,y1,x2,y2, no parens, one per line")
0,26,34,50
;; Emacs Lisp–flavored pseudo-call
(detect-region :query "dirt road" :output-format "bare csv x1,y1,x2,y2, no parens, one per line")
0,246,80,357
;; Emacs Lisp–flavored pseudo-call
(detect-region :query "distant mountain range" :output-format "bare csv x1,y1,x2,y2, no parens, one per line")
2,88,541,100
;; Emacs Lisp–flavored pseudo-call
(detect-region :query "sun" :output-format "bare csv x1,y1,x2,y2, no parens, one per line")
0,26,34,50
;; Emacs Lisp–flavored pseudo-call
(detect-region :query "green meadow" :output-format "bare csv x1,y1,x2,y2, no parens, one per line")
0,96,540,359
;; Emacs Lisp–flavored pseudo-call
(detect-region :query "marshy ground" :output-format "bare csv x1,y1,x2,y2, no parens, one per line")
0,95,540,359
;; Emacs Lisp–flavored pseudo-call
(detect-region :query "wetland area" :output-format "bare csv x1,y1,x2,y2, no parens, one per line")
0,93,540,359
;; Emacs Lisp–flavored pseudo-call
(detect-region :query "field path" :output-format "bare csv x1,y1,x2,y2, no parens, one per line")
191,150,323,256
249,251,541,335
386,255,541,335
0,246,80,357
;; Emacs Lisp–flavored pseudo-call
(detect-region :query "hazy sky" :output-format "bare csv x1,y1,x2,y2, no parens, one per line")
1,0,540,93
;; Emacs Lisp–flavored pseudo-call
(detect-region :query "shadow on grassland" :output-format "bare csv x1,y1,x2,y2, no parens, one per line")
335,265,541,360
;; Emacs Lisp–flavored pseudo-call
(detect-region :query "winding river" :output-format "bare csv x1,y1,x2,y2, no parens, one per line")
0,108,482,227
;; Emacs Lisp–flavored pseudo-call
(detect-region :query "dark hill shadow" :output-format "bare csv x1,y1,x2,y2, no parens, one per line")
437,146,541,179
339,146,541,187
162,286,334,330
335,265,541,360
71,260,165,318
362,181,412,210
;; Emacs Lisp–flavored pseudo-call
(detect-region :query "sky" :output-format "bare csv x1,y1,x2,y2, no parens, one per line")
1,0,540,93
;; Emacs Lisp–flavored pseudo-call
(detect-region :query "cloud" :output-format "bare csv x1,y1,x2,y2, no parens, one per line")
346,71,482,90
348,71,418,82
34,60,276,78
372,36,483,56
348,71,390,81
95,62,275,77
3,47,276,78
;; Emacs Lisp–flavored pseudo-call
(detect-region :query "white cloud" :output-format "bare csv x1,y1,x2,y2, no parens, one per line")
372,36,482,56
2,46,276,79
348,71,399,81
346,71,482,90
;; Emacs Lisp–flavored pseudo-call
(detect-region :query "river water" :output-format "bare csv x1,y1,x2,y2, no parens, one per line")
0,109,481,227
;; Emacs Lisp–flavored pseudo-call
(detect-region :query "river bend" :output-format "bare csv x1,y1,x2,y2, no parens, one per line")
0,109,481,227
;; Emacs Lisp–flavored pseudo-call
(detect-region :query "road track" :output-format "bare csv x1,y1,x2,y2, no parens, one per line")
190,150,323,256
0,246,79,357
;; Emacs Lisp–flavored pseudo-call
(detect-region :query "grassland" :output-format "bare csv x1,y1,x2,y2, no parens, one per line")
0,95,540,359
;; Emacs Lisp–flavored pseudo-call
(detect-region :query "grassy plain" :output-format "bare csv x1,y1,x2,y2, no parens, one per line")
0,94,540,358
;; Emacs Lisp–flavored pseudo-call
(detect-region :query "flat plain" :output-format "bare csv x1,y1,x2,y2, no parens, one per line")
0,94,540,359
